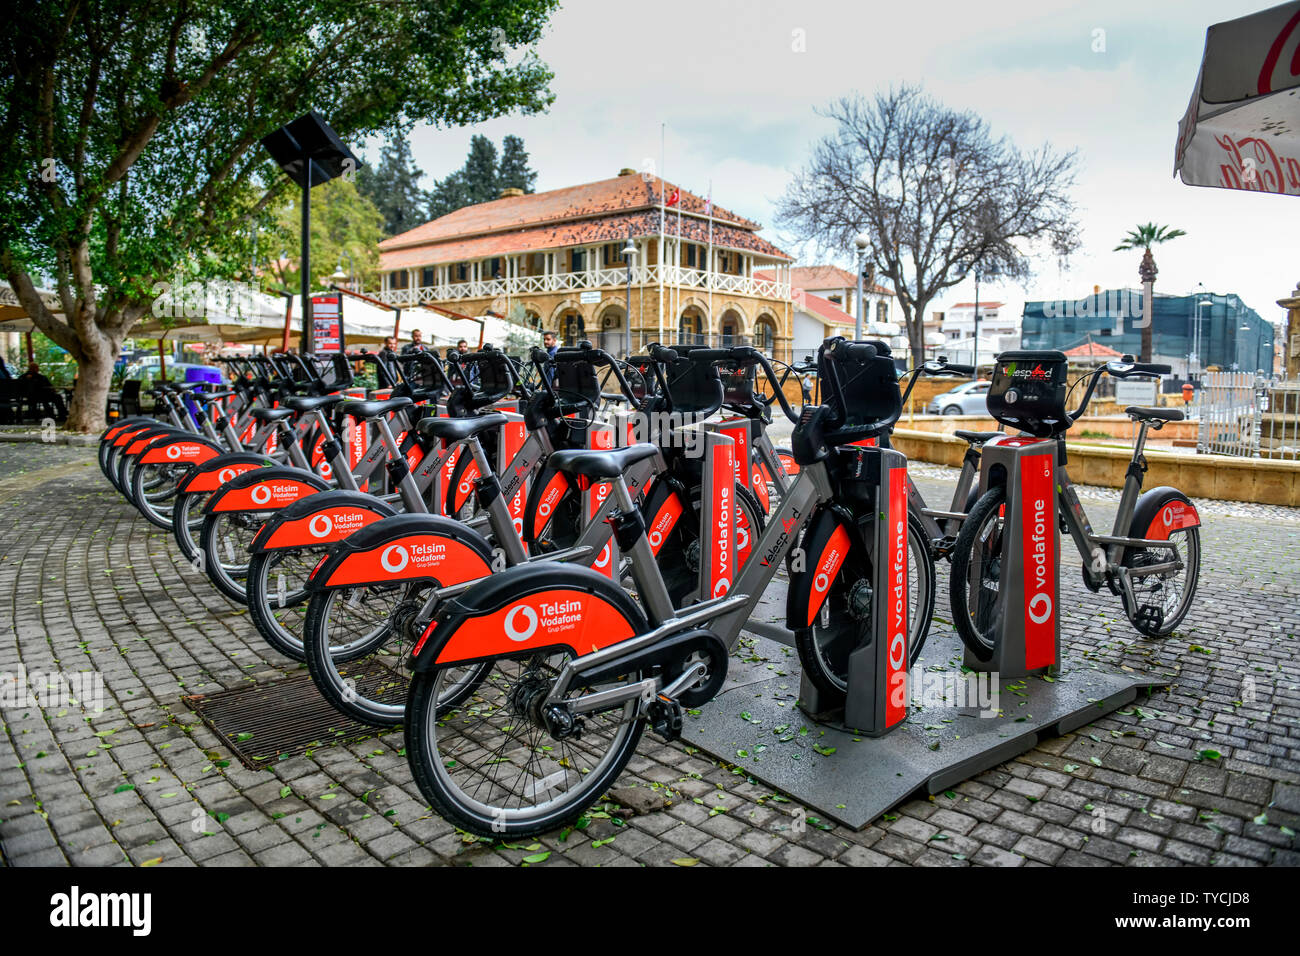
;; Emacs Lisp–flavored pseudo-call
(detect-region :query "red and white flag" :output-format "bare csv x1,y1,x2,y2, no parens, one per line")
666,187,680,207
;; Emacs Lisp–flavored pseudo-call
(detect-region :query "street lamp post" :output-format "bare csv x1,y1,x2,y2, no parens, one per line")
622,237,637,359
854,233,871,340
1193,295,1213,382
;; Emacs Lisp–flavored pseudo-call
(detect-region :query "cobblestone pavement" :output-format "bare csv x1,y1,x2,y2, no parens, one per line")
1,443,1298,867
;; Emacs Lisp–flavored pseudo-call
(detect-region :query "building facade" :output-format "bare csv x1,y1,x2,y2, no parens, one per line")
372,171,795,359
942,302,1020,353
1021,288,1275,377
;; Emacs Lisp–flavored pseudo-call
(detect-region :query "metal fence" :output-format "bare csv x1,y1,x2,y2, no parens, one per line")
1198,371,1300,460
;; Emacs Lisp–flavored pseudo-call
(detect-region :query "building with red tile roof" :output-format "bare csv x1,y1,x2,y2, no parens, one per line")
372,170,796,357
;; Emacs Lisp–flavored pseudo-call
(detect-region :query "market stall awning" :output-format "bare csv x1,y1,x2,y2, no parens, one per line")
1174,1,1300,196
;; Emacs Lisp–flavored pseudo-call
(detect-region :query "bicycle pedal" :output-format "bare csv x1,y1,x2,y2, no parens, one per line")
1133,605,1164,634
647,695,684,742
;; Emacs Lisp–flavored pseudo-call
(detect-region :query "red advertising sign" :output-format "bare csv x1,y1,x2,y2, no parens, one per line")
311,294,343,353
1020,453,1056,671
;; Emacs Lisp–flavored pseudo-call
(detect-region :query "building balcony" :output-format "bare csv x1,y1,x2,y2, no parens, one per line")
370,264,791,307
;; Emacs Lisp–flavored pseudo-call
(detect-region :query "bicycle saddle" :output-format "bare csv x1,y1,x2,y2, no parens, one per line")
1125,406,1183,423
416,413,507,443
250,407,295,422
338,396,413,419
953,430,1002,445
548,443,660,481
284,394,346,413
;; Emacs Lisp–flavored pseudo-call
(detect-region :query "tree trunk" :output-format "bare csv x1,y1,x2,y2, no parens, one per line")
65,324,122,434
1140,280,1154,363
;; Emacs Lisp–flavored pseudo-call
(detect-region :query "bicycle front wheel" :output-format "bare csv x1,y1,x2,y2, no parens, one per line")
795,510,935,699
947,485,1007,661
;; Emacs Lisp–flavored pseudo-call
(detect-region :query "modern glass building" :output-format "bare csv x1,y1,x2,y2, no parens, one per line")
1021,289,1275,377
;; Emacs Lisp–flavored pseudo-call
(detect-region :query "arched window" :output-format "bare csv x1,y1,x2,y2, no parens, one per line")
754,316,776,355
720,309,740,347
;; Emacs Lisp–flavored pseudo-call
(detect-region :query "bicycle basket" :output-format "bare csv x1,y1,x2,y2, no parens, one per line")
819,338,901,442
987,350,1069,438
662,346,723,416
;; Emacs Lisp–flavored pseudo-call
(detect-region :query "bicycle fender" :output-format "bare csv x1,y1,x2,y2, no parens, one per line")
642,481,686,557
138,433,225,465
203,466,328,514
785,507,855,630
1129,487,1200,544
249,491,399,553
308,513,493,591
122,426,180,456
109,422,158,447
523,466,573,542
448,449,482,515
410,564,648,671
176,452,277,494
102,418,154,443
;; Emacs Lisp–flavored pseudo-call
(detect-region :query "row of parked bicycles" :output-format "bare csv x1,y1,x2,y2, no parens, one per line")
96,338,1201,837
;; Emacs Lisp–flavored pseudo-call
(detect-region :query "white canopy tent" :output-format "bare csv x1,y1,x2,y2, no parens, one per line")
1174,1,1300,196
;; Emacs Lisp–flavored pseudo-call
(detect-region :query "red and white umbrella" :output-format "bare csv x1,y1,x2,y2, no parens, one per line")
1175,1,1300,196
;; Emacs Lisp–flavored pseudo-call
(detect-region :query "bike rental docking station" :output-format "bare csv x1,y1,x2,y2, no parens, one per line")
680,349,1161,830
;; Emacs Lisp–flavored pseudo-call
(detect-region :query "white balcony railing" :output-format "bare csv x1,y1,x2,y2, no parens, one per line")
370,265,790,306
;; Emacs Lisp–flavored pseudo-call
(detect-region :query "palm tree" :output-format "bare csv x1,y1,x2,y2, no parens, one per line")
1114,223,1186,361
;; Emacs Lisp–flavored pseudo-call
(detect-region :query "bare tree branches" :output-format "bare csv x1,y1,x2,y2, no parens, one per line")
778,85,1081,360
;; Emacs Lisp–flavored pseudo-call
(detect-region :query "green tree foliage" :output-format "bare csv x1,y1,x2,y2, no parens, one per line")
0,0,559,431
356,135,431,237
499,134,538,193
426,134,538,221
267,178,385,292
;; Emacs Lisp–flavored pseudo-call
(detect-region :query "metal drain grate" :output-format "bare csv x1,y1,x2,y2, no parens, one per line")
185,664,397,769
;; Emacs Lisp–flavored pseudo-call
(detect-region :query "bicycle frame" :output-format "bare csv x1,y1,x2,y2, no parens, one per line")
539,455,833,713
1054,423,1183,617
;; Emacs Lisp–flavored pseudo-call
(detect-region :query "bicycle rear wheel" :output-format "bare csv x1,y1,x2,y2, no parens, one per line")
1124,526,1200,638
405,650,644,838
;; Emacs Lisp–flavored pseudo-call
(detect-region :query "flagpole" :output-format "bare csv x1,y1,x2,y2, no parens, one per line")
706,179,713,337
657,126,665,346
676,183,683,339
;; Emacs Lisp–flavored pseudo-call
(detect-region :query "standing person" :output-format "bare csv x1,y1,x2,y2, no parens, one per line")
543,330,558,360
456,339,469,355
402,328,426,354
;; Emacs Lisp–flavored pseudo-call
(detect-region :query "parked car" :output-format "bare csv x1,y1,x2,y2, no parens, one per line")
927,379,991,415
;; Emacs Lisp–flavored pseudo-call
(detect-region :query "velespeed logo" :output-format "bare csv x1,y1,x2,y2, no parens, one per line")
504,604,539,641
309,514,333,538
381,544,409,572
1002,361,1051,381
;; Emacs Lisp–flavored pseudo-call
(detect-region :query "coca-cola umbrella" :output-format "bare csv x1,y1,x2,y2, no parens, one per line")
1174,1,1300,196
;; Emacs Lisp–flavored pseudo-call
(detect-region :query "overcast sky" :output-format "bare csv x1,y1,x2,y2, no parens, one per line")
387,0,1295,327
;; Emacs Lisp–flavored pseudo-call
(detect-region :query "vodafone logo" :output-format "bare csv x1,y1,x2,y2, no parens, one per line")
320,461,333,479
309,514,333,538
504,604,539,642
813,572,830,594
648,529,663,548
251,485,272,505
1028,592,1053,625
595,543,612,568
712,577,730,598
218,467,237,483
1162,506,1174,528
166,445,183,460
380,545,409,573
